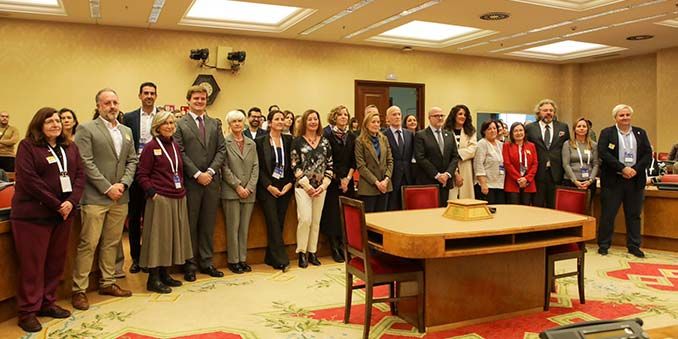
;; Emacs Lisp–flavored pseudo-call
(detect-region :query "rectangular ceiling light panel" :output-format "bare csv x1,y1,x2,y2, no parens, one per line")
0,0,65,15
186,0,300,25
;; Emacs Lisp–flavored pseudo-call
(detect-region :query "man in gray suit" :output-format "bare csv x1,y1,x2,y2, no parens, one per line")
71,88,138,311
174,85,226,281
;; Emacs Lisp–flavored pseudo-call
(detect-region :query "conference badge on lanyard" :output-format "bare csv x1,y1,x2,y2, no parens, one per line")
49,146,72,193
577,146,591,179
156,138,181,189
272,138,285,179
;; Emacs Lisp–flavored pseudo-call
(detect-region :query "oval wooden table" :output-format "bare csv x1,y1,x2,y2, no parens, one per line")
365,204,596,331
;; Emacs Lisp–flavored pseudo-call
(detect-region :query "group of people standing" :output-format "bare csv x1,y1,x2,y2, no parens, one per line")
8,83,653,333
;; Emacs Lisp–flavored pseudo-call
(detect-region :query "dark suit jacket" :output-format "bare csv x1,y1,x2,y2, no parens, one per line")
525,121,570,182
123,109,142,153
10,140,86,222
255,133,293,198
244,128,267,140
174,113,227,181
414,127,459,188
597,125,652,190
383,127,413,187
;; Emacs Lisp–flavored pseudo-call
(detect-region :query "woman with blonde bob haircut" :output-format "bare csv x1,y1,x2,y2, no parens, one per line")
355,110,393,212
220,110,258,274
136,111,192,294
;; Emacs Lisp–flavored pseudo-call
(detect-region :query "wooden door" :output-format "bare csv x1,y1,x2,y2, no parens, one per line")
355,84,390,127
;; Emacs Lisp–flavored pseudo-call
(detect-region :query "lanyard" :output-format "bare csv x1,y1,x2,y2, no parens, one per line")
487,140,503,162
47,146,68,175
575,144,591,168
518,144,527,168
271,136,285,167
617,127,634,151
156,137,179,174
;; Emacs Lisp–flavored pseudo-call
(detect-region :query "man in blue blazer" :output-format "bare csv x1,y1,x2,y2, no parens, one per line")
383,105,414,210
119,82,158,274
597,104,652,258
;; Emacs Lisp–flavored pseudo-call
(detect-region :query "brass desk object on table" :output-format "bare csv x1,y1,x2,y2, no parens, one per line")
443,198,493,221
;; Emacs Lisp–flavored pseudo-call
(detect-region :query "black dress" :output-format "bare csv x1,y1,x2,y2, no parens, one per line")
320,128,356,238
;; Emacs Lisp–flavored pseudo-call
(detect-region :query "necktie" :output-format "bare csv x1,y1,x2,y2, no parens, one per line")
435,129,444,155
197,115,206,143
544,124,551,149
396,130,404,156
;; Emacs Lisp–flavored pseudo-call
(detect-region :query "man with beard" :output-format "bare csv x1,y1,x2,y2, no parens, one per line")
71,88,138,310
244,107,265,139
0,111,20,172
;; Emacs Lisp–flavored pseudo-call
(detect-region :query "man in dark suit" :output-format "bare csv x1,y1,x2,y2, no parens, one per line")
119,81,157,274
525,99,570,208
414,107,459,207
597,104,652,258
174,85,226,281
243,107,265,139
383,105,413,210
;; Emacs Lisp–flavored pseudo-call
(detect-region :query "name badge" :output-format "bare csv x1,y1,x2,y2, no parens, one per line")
60,174,73,193
498,163,505,175
153,149,162,156
624,152,634,164
546,160,551,168
581,166,590,179
272,165,284,179
46,156,57,164
520,164,527,176
173,174,182,189
608,143,616,150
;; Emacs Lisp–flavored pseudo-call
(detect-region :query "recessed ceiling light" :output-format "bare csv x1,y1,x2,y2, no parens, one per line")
523,40,609,55
378,20,480,42
186,0,301,25
480,12,510,21
626,34,654,40
0,0,65,15
2,0,58,5
401,46,414,52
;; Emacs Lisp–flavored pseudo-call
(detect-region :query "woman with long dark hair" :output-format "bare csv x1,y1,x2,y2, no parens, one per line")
444,104,477,200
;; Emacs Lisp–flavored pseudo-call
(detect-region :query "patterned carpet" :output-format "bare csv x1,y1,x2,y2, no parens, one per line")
21,246,678,339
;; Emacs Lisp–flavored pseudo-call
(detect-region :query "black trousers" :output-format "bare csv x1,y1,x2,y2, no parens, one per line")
534,167,557,208
127,180,145,263
360,194,389,213
507,190,533,206
597,179,644,250
475,185,506,205
260,192,292,267
0,156,15,172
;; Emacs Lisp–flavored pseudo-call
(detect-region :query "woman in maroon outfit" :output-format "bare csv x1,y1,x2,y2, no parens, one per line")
11,107,85,332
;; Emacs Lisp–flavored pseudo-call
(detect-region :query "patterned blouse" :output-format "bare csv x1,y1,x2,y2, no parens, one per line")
291,136,334,188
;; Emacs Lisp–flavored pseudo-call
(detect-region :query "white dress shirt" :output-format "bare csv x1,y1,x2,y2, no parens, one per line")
100,116,123,157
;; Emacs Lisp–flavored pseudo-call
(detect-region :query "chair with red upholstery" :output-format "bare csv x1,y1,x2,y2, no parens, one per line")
401,184,439,210
0,184,15,219
544,186,589,311
657,152,669,161
339,196,424,338
661,174,678,183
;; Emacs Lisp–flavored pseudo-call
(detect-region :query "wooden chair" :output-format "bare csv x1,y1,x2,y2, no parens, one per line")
401,185,439,210
339,196,425,338
544,186,589,311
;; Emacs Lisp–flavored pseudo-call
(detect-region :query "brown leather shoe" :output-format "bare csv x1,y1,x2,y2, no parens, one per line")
71,292,89,311
99,284,132,297
18,314,42,333
37,304,71,318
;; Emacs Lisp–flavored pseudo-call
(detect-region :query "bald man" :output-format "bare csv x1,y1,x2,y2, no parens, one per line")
414,107,459,207
383,105,413,210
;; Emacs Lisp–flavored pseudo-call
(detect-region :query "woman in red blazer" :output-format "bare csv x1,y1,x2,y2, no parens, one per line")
502,122,538,205
10,107,85,332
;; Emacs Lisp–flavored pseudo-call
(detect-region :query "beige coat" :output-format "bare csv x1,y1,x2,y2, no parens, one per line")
355,133,393,196
449,131,477,200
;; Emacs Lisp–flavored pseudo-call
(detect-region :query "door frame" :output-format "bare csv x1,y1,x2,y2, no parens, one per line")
354,80,426,130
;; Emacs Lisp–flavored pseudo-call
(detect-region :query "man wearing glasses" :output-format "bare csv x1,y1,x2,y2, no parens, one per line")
414,107,459,207
244,107,265,139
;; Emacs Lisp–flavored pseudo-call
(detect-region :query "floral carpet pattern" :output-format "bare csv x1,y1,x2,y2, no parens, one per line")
23,247,678,339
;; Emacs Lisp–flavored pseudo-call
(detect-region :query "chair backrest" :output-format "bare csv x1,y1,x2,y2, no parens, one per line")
401,184,439,210
0,185,15,218
554,186,589,215
658,152,669,161
661,174,678,183
339,196,371,270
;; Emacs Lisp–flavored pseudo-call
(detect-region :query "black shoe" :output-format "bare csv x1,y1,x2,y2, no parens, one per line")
228,263,244,274
159,268,182,287
298,253,308,268
331,247,345,263
308,252,321,266
129,261,141,274
200,266,224,277
598,248,608,255
628,247,645,258
18,315,42,333
147,269,172,294
184,271,196,282
37,304,71,318
239,262,252,272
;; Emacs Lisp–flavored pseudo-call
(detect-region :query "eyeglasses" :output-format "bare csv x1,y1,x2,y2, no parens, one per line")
430,114,444,119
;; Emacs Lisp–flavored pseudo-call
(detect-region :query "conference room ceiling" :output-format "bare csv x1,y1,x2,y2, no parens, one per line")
2,0,678,63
